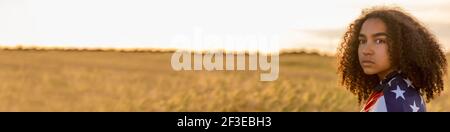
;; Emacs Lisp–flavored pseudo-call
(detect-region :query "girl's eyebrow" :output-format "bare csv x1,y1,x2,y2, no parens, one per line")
358,34,366,38
358,32,389,38
372,32,389,38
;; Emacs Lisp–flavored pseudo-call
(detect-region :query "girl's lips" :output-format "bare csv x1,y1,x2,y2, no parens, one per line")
362,60,375,63
361,60,375,66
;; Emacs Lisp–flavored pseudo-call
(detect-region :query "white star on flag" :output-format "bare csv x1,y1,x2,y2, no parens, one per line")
403,78,414,88
388,77,396,87
391,85,405,100
410,101,420,112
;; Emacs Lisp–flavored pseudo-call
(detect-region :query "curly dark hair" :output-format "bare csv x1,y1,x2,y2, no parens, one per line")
337,6,447,103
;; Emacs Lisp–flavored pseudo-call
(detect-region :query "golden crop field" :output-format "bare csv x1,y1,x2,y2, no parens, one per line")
0,50,448,111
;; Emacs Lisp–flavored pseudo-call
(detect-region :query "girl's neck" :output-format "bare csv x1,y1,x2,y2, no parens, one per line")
377,69,395,80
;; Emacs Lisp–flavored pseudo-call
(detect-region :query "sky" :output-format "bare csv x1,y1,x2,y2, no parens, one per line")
0,0,449,53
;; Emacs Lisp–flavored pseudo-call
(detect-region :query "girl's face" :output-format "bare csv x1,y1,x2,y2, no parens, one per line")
358,18,393,79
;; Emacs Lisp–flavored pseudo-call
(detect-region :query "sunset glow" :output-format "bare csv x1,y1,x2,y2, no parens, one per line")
1,0,449,54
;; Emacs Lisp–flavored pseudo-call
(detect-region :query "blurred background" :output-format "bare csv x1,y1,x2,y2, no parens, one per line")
0,0,448,111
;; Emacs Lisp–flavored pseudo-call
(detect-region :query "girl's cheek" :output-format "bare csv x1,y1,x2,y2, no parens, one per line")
378,47,391,68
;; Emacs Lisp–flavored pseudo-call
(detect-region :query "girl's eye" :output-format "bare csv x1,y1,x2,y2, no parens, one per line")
375,39,386,44
359,39,366,45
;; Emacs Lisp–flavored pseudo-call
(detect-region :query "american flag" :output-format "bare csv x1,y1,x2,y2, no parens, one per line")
363,72,426,112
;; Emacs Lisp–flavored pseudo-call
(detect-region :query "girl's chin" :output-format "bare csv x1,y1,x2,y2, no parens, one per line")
362,69,378,75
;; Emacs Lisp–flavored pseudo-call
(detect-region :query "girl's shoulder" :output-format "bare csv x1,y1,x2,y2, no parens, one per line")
381,74,426,112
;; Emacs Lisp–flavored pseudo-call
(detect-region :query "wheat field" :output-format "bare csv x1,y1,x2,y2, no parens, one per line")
0,50,448,111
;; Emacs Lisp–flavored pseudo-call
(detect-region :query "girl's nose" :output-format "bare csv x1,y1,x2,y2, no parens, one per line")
362,44,374,56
